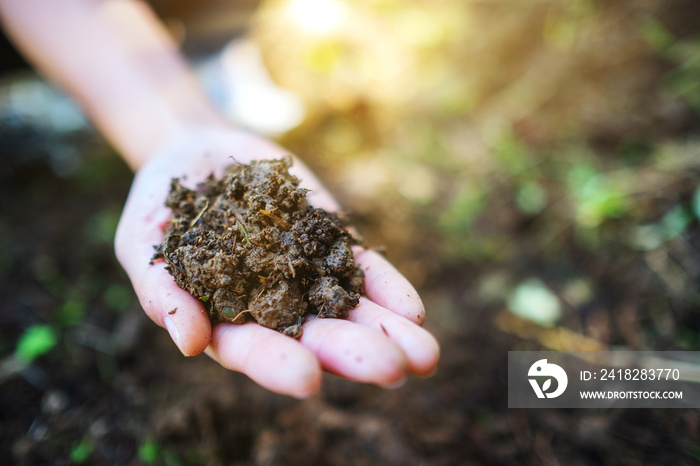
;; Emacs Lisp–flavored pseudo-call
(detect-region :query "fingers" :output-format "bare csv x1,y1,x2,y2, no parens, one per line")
115,164,211,357
348,298,439,376
206,323,322,399
133,264,212,356
300,315,407,386
113,139,438,396
209,311,434,394
353,247,426,325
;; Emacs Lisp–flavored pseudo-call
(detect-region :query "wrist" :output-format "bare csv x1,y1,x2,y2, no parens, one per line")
103,79,236,171
119,114,235,172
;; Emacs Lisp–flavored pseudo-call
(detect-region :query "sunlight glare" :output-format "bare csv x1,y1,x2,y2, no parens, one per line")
286,0,348,35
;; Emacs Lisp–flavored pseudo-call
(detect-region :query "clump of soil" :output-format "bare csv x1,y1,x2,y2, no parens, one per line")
153,157,364,338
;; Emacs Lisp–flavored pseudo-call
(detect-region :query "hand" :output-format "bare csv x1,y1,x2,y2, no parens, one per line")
115,127,440,398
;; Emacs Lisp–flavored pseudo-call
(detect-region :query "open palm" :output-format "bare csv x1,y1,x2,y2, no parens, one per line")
115,127,439,398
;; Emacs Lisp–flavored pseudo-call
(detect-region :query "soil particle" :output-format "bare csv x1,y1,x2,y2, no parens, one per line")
153,157,364,338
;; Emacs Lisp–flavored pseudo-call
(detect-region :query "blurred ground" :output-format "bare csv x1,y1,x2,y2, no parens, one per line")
2,0,700,464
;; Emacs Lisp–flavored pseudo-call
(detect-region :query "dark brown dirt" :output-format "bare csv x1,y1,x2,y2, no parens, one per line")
4,1,700,464
153,157,363,338
2,96,700,466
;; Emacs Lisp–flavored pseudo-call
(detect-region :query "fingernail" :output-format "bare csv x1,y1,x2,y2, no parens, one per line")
419,366,439,378
380,376,407,389
164,317,189,356
291,390,316,400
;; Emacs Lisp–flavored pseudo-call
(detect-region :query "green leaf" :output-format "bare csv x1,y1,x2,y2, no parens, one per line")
568,165,629,227
641,18,675,54
138,439,160,464
15,325,58,363
70,438,94,463
57,300,86,327
198,296,210,303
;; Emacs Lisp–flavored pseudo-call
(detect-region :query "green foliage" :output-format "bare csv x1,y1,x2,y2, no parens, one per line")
567,164,629,227
633,204,693,251
641,18,675,53
163,448,183,466
515,181,547,215
57,299,86,327
86,209,121,244
70,437,94,464
675,327,699,350
692,186,700,221
103,283,133,311
661,205,693,240
660,37,700,109
15,324,58,363
138,439,160,463
618,139,653,166
439,184,487,236
493,131,533,176
266,0,700,276
38,267,68,299
666,54,700,109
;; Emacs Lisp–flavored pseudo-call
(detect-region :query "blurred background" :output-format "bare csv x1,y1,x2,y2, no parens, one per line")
2,0,700,464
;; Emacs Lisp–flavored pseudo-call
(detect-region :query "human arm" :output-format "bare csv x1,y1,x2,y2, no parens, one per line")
0,0,439,397
0,0,226,169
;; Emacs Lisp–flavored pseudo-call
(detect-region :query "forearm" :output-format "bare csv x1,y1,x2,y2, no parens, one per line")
0,0,227,170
